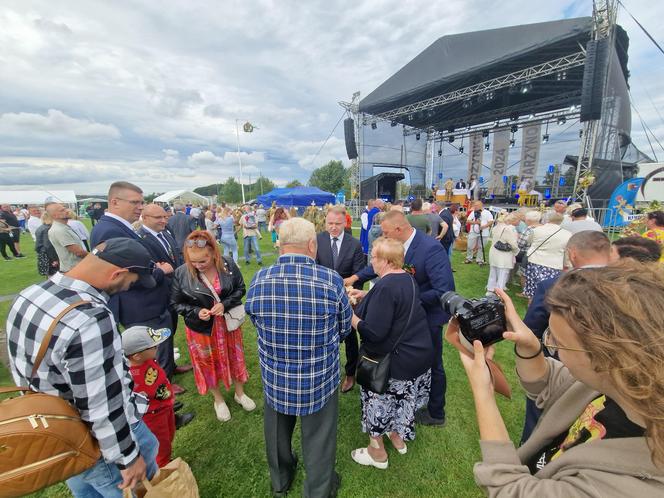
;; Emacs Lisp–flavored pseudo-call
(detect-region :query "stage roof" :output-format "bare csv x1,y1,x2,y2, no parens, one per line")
359,17,609,131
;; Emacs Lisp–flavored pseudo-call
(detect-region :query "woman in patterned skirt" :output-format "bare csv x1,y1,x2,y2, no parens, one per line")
348,237,433,469
171,230,255,422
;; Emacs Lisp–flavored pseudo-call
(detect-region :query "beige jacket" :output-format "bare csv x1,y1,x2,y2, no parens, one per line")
489,223,519,269
526,223,571,269
474,358,664,497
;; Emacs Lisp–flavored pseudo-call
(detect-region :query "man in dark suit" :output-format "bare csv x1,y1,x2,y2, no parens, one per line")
167,202,196,255
137,204,190,378
345,210,454,426
455,179,466,190
90,181,187,393
316,206,365,393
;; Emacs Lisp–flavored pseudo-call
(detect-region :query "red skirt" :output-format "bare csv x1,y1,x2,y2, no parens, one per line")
186,315,249,395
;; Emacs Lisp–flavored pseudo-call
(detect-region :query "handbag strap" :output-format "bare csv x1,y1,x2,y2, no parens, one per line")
527,228,562,258
390,276,418,353
199,272,221,304
30,300,91,381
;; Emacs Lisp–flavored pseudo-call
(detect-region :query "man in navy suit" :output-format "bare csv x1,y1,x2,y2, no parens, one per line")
316,206,366,392
90,182,188,393
345,210,454,426
137,204,190,378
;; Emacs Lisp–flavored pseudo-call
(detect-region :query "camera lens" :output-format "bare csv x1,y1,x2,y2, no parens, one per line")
441,291,466,316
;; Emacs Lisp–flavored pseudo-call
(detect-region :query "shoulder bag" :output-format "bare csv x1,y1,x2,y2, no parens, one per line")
355,277,417,394
525,227,563,260
493,227,513,252
199,272,246,331
0,301,101,497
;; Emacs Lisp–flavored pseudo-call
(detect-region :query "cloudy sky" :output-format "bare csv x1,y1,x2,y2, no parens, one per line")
0,0,662,195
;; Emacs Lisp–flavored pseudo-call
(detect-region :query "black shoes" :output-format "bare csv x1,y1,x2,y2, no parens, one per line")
415,408,446,427
173,400,183,412
175,412,195,429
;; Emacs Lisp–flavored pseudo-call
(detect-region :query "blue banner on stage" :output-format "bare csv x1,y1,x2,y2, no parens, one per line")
604,178,645,227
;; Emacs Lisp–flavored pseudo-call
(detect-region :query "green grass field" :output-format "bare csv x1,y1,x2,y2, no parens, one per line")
0,226,529,498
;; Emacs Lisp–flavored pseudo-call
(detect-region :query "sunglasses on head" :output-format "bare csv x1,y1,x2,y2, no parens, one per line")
185,239,209,248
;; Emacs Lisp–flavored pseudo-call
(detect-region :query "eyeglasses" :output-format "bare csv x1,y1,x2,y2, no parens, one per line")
185,239,209,248
116,198,145,206
542,328,590,356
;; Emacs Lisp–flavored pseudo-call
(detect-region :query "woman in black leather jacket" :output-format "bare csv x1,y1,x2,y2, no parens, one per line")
170,230,255,422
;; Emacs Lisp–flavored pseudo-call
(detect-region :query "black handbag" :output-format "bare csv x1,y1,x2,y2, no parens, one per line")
355,277,417,394
493,228,513,252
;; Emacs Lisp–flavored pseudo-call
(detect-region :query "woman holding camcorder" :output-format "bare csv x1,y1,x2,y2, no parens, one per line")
452,260,664,496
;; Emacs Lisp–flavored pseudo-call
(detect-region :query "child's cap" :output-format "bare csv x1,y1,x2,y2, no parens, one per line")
122,326,172,356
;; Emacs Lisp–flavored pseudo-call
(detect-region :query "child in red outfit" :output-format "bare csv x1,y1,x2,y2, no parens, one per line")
122,326,176,467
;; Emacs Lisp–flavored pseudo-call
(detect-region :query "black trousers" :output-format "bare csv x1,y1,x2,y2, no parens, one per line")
343,330,359,377
264,391,339,498
426,322,447,420
0,233,18,258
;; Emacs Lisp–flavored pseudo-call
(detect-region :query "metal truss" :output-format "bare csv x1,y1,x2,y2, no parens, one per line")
374,51,586,121
571,0,618,208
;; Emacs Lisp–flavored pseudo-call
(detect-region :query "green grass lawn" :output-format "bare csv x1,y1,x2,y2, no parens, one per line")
1,226,529,498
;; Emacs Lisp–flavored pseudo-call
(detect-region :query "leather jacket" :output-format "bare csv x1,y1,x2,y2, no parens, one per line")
170,256,245,335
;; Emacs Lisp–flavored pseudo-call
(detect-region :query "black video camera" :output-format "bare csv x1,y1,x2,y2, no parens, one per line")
441,291,506,350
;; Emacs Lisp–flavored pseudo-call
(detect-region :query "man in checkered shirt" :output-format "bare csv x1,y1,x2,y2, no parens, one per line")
7,238,159,497
246,217,352,498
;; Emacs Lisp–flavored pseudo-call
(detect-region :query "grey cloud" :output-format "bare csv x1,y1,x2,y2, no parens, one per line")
33,18,72,35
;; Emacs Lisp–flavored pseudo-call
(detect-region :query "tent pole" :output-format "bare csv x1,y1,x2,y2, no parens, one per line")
236,119,246,204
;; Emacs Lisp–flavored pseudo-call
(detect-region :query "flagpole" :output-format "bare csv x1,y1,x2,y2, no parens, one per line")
235,119,246,204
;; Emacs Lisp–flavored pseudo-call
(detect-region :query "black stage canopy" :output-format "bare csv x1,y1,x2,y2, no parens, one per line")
359,17,629,133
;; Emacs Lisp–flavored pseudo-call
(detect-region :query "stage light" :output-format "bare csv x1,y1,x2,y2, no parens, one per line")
462,99,472,109
520,81,532,94
510,124,518,133
438,148,442,157
482,130,489,138
556,71,567,81
458,145,464,154
391,120,397,127
484,142,490,151
415,133,421,140
448,135,455,143
579,129,583,138
408,114,414,121
510,113,519,121
486,91,495,100
542,134,549,144
509,139,515,148
557,116,566,125
371,121,377,130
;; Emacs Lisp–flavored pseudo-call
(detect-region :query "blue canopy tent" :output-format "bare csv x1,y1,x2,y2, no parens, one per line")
256,186,336,207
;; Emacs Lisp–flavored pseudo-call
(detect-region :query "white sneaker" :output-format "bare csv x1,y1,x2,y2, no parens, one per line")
174,347,180,353
214,400,231,422
234,393,256,412
174,351,181,361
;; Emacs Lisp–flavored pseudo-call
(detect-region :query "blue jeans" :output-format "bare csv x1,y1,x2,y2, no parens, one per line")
66,420,159,498
243,236,262,263
220,235,239,262
258,221,267,233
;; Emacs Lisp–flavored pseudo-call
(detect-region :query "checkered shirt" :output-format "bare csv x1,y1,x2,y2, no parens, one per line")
245,254,352,416
517,226,534,251
6,273,147,468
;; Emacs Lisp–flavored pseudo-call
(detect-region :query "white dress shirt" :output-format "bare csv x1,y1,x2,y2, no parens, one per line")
402,228,417,255
104,212,136,232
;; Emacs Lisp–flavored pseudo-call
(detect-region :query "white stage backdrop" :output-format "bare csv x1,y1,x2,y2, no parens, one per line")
467,132,484,187
519,123,541,182
490,129,510,195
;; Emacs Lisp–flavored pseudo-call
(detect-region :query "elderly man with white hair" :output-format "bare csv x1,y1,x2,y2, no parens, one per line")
246,217,352,498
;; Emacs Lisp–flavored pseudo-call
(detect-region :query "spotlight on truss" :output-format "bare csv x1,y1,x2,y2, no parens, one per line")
542,134,550,144
371,121,377,130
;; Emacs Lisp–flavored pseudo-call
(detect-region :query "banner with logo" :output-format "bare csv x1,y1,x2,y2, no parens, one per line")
467,132,484,184
605,177,645,227
490,129,510,195
519,123,541,182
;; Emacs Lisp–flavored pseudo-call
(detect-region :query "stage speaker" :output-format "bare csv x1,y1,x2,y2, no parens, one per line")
344,118,358,160
580,39,609,122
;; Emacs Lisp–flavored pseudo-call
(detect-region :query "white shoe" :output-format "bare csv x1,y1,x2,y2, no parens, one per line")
351,448,388,469
234,393,256,412
174,351,181,361
174,347,180,353
214,400,231,422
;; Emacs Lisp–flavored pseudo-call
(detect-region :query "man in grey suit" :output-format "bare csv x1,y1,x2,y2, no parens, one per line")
166,202,197,254
316,206,365,393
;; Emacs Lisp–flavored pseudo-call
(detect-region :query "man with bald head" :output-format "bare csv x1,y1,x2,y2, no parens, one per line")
46,202,88,272
345,210,454,426
137,204,190,381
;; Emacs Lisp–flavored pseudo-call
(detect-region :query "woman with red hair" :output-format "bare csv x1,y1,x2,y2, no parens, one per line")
171,230,255,421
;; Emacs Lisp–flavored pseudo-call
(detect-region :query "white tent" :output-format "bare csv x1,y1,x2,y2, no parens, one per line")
153,190,209,206
0,190,77,205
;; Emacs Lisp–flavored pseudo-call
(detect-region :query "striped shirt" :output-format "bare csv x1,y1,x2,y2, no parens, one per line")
6,273,147,468
245,254,352,416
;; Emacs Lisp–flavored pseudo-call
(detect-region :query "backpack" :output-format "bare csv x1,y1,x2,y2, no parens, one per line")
0,301,101,497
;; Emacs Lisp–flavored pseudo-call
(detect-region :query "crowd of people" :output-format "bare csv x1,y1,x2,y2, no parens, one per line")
4,181,664,497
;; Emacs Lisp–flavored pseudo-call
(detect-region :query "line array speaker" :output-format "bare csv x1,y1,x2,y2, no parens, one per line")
580,39,609,122
344,118,358,160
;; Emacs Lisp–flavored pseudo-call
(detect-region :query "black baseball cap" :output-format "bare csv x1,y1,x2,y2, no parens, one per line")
92,238,157,288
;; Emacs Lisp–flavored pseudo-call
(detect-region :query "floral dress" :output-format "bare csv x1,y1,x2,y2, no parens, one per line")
185,273,249,394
